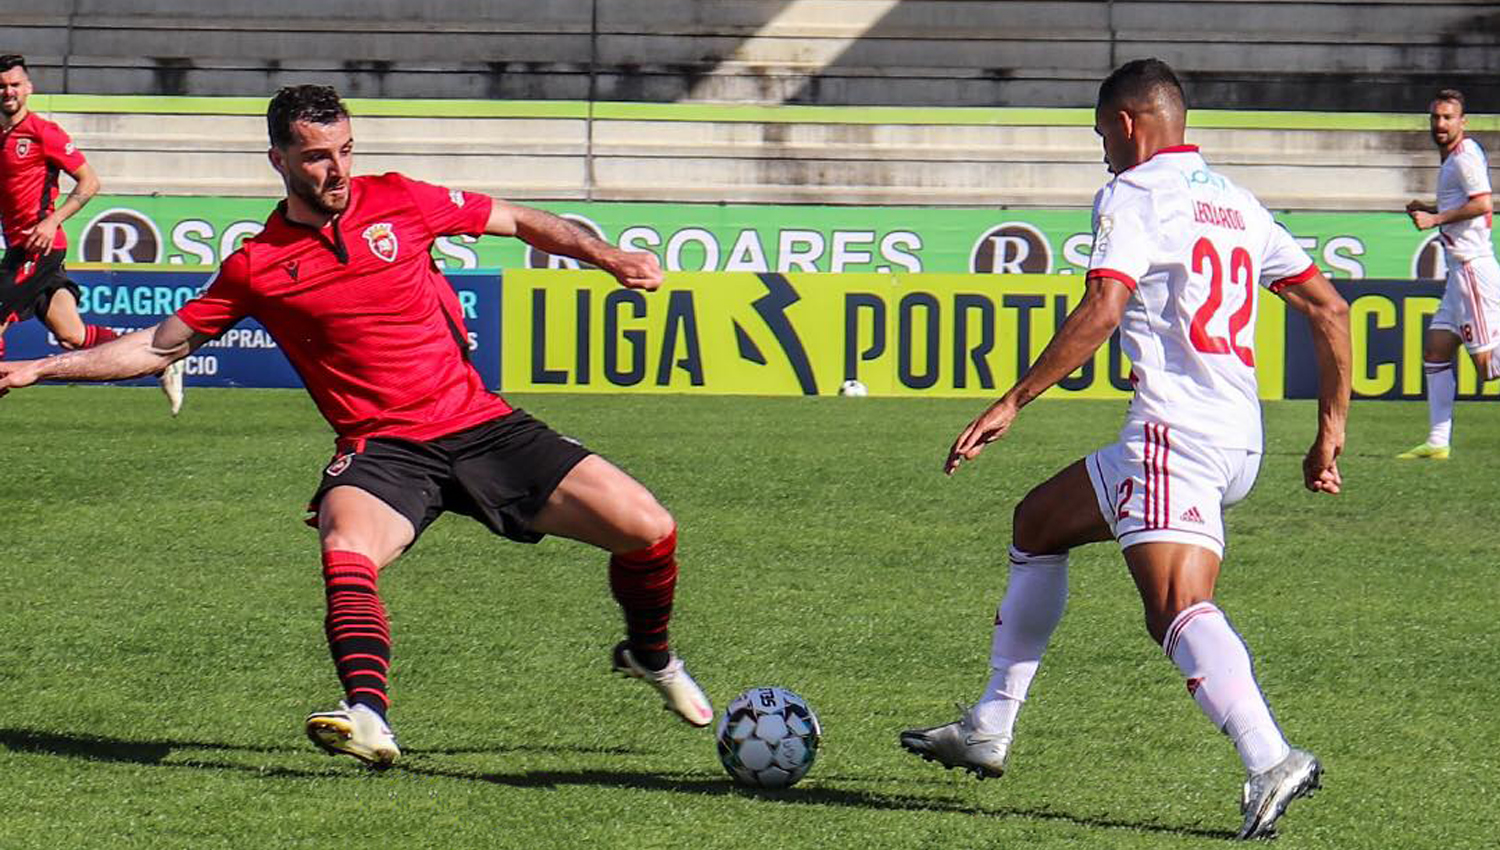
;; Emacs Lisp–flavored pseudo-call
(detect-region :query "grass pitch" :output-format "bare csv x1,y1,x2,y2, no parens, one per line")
1,387,1496,849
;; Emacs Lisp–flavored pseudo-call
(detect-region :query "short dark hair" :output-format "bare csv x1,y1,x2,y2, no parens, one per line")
0,55,27,74
266,85,349,148
1098,58,1185,111
1433,88,1465,113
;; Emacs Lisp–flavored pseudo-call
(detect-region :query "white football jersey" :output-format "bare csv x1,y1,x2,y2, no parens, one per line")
1437,137,1494,262
1088,146,1316,451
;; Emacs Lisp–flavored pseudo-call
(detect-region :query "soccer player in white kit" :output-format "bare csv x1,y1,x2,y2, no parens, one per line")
898,59,1351,840
1399,88,1499,460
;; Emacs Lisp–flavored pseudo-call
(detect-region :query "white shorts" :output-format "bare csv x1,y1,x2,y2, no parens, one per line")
1085,421,1261,559
1430,255,1500,355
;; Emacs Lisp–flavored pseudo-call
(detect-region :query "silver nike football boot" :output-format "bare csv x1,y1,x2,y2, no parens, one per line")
898,706,1010,779
1238,747,1322,839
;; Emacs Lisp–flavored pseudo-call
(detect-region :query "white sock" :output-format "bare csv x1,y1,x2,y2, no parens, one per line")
1425,360,1455,447
971,546,1068,737
1163,602,1290,775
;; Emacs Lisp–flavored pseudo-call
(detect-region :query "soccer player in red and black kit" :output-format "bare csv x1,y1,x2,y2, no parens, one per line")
0,84,711,767
0,55,183,413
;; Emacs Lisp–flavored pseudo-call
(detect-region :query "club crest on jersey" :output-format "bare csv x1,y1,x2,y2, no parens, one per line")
362,222,399,262
14,138,30,157
326,452,355,477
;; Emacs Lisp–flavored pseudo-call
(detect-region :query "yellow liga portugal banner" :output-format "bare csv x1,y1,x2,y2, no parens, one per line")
503,270,1290,399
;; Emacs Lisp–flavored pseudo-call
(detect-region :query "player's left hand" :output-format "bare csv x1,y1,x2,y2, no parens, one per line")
21,217,61,255
945,398,1019,475
1302,435,1343,494
1408,210,1439,230
605,249,664,291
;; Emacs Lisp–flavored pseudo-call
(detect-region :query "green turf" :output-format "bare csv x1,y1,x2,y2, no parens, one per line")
1,388,1495,849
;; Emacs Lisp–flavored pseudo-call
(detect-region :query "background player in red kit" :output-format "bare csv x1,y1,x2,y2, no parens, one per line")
0,55,183,413
0,85,711,767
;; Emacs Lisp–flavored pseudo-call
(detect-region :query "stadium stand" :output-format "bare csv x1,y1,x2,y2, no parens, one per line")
8,1,1498,209
10,1,1498,109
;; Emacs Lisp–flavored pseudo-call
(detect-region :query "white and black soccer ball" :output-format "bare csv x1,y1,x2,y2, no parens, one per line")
838,379,869,397
715,687,822,788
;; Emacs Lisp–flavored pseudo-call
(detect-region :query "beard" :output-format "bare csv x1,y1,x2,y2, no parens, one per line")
0,98,20,117
289,172,349,216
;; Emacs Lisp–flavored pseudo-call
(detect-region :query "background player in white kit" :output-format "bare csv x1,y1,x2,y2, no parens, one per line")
1399,88,1498,460
898,60,1351,840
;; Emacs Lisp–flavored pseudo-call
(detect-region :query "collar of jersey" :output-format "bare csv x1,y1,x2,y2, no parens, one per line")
0,111,37,136
1120,144,1201,176
272,182,356,264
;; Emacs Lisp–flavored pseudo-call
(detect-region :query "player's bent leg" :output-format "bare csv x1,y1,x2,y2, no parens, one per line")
529,456,712,727
1126,542,1317,838
529,454,674,552
41,287,121,351
901,461,1110,778
1012,458,1114,555
306,486,415,767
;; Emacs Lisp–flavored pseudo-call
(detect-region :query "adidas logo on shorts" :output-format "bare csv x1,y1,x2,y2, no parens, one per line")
1179,506,1204,524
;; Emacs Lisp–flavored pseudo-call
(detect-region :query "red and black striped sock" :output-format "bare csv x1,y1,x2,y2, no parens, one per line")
80,325,119,348
609,528,678,671
321,550,391,718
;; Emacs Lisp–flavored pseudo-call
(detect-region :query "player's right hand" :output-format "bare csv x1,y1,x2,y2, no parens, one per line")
1302,435,1343,494
0,360,41,397
945,398,1019,475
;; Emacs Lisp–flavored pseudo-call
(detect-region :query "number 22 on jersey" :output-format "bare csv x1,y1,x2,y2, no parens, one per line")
1188,236,1256,368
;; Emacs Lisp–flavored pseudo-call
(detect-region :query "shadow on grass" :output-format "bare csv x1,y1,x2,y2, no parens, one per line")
0,727,1235,841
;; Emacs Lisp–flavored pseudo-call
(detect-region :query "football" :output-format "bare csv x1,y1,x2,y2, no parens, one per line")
715,686,822,788
838,379,869,397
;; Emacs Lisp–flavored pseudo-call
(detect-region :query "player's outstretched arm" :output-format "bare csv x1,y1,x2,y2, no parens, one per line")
1279,272,1351,494
485,201,663,291
0,315,205,396
945,275,1130,475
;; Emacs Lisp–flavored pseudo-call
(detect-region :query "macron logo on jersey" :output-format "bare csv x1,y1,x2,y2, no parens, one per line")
449,188,466,207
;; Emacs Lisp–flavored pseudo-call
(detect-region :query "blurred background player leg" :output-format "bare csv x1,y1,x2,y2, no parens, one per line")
30,263,186,415
1399,329,1460,459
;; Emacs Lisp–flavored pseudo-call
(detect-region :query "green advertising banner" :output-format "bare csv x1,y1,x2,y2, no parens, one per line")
57,195,1471,281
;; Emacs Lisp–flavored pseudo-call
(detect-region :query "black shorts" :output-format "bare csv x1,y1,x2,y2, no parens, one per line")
308,409,593,544
0,247,80,324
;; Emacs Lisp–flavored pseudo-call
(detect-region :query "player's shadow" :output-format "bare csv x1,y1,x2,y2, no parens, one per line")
1,728,1234,841
407,765,1235,840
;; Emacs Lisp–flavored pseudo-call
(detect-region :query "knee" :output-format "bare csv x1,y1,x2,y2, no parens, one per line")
55,331,86,350
1011,495,1056,555
613,499,676,554
1142,596,1214,646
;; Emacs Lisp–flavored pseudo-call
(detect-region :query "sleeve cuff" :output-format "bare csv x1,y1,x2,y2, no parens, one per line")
1269,263,1319,293
1088,268,1138,291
